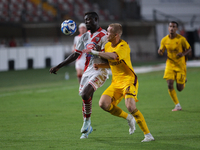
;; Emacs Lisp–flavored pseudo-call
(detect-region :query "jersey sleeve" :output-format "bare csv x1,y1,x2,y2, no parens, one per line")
75,36,84,54
181,37,191,50
100,35,108,52
159,38,166,52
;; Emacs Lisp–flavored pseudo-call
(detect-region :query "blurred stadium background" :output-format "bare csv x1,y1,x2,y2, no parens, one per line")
0,0,200,71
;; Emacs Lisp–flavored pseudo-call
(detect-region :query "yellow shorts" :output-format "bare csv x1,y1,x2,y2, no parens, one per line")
163,68,186,84
102,81,139,105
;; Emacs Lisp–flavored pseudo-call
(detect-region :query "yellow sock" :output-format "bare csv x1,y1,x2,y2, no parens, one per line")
168,89,179,105
131,109,150,135
107,104,128,119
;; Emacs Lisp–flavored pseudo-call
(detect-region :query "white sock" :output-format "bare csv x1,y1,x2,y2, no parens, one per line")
145,133,152,137
126,114,133,121
176,103,181,107
84,117,90,121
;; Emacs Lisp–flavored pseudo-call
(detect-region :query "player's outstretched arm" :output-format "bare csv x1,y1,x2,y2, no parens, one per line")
49,52,80,74
49,66,59,74
93,63,110,70
83,49,118,60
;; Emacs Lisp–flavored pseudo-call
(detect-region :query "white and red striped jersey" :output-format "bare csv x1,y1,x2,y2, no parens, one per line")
75,27,108,76
74,34,86,61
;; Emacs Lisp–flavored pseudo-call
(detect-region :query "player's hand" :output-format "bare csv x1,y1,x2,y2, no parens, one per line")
176,52,184,58
93,64,99,70
49,66,59,74
158,49,163,55
82,49,99,55
82,49,92,54
94,45,101,51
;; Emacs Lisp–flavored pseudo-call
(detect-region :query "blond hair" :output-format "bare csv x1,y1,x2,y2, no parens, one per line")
109,23,123,37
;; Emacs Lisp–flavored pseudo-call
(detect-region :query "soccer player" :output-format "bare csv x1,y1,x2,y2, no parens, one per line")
83,23,155,142
158,21,191,111
72,23,87,83
50,12,110,139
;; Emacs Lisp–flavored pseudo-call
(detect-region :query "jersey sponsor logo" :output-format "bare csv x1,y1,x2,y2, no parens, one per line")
86,42,96,50
86,44,94,49
85,42,96,58
169,49,178,53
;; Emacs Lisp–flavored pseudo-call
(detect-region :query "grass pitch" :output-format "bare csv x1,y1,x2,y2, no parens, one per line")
0,66,200,150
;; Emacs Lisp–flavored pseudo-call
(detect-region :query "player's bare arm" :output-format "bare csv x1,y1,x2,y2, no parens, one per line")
176,47,192,58
99,52,118,60
49,52,80,74
83,49,118,60
93,63,110,70
158,49,164,55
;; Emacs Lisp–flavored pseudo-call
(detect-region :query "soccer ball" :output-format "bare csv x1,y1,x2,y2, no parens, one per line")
61,20,77,36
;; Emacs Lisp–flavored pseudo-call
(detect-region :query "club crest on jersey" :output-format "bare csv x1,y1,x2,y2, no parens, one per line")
95,37,100,42
126,86,130,92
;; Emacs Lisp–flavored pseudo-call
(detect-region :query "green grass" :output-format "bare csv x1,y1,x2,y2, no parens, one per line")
0,66,200,150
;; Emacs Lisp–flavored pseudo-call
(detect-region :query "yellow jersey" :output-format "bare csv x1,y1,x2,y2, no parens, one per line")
105,40,137,88
159,34,190,71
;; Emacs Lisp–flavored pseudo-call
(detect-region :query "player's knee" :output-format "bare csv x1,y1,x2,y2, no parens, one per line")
99,101,104,109
127,105,136,113
99,95,113,111
99,100,108,110
77,71,82,76
125,98,136,113
167,84,174,90
77,74,82,78
126,102,136,113
81,93,90,101
177,88,183,92
99,98,112,111
167,80,174,90
177,86,184,92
